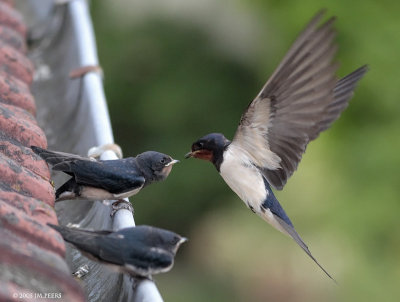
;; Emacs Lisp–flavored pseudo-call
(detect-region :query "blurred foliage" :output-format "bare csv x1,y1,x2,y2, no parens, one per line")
91,0,400,301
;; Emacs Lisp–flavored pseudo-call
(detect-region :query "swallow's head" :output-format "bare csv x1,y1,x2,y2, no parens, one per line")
137,151,179,182
185,133,230,163
167,233,188,254
133,225,188,254
120,226,187,275
153,229,187,254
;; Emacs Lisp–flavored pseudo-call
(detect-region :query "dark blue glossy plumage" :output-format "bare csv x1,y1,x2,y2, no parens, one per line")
48,224,187,277
262,178,293,228
57,158,145,194
31,146,178,201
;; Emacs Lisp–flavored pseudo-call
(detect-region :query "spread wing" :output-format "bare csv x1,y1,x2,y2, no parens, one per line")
231,10,367,190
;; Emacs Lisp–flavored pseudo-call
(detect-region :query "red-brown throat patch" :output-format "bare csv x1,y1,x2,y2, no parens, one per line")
191,149,213,161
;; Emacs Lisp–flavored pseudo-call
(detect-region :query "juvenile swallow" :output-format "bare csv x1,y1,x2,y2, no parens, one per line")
49,224,187,277
185,11,368,281
31,146,179,202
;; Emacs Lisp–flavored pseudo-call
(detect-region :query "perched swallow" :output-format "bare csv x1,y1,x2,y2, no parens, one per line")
49,224,187,277
31,146,179,202
185,11,368,281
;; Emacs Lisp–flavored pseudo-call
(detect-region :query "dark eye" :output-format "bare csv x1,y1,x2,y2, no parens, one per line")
193,142,204,150
160,157,166,164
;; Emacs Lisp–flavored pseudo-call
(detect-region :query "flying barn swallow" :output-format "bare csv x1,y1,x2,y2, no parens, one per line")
31,146,179,202
185,11,368,281
49,224,187,277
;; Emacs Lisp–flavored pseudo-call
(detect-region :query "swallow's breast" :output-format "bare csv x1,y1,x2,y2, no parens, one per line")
219,145,267,210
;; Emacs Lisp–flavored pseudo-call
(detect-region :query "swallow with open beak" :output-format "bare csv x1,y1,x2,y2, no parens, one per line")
185,10,368,282
49,224,187,277
32,146,179,202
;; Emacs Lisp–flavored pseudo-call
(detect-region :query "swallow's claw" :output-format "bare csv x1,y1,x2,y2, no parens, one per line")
110,199,134,217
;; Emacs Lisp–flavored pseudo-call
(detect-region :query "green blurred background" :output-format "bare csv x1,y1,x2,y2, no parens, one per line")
90,0,400,301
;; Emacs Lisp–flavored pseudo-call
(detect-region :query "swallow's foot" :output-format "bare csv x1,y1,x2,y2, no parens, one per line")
110,199,134,217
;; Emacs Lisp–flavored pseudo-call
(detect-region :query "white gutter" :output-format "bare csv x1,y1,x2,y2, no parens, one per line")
69,1,163,301
69,0,114,145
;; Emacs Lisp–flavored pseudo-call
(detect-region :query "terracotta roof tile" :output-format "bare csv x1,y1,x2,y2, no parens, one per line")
0,103,46,148
0,71,35,114
0,2,25,37
0,25,26,53
0,155,54,203
0,154,54,203
0,201,64,255
0,192,55,221
0,42,33,84
0,0,14,8
0,140,49,177
1,243,85,301
1,228,67,269
0,2,85,301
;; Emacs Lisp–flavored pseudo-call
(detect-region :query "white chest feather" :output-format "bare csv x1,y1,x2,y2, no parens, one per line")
219,145,267,210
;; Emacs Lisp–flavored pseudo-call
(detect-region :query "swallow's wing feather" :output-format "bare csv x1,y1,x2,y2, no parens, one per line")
103,244,173,273
52,224,179,276
31,146,91,165
56,159,145,194
96,232,174,276
231,11,367,190
125,248,174,274
48,224,113,259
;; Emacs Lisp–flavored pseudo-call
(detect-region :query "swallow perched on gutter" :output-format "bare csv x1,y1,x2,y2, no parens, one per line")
185,10,368,281
49,224,187,277
31,146,179,202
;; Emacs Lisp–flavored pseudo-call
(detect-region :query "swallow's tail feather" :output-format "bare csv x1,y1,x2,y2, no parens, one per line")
48,224,108,259
31,146,67,164
273,214,337,283
259,187,336,282
31,146,82,166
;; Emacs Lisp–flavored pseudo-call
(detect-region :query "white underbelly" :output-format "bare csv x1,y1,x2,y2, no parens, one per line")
219,145,292,236
113,187,142,199
219,147,267,210
80,186,142,200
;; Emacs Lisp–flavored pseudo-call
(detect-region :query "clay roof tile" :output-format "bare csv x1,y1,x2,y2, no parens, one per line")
0,3,85,301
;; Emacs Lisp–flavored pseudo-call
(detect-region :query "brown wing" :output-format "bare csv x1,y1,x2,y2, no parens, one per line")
231,10,367,190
